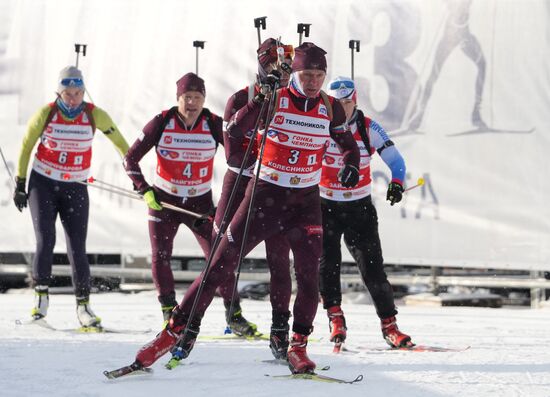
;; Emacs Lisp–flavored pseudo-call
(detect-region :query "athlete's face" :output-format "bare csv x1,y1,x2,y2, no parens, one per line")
297,69,326,98
60,87,84,109
177,91,205,123
339,98,356,121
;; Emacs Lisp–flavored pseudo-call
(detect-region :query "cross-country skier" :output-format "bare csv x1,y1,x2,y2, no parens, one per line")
123,73,255,333
319,76,413,349
129,42,360,374
221,37,294,357
13,66,129,329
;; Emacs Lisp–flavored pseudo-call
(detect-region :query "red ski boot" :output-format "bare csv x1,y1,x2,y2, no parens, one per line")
135,307,191,367
381,316,412,348
327,306,347,342
327,306,347,353
287,333,316,374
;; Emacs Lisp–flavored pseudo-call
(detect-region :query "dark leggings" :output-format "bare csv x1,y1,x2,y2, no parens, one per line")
319,196,397,319
177,181,323,335
214,171,292,313
28,170,90,296
149,189,240,307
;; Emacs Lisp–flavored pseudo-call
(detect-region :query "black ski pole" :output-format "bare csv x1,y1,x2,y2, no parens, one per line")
254,16,267,46
349,40,360,80
297,23,311,45
74,43,87,69
193,41,205,75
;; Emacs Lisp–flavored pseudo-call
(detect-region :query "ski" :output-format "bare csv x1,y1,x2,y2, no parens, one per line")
343,344,470,353
103,362,152,379
199,333,268,341
15,319,151,335
261,359,330,371
266,372,363,384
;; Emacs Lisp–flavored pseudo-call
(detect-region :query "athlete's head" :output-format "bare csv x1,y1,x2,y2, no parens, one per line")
257,37,293,87
176,72,206,122
290,42,327,98
57,66,85,109
328,76,357,120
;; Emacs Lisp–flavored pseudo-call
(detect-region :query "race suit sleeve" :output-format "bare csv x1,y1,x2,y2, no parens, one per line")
16,105,51,178
369,119,406,184
123,114,164,193
92,106,130,157
329,99,360,169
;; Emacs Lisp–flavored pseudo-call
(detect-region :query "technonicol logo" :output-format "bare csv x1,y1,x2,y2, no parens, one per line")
274,115,284,125
164,135,173,144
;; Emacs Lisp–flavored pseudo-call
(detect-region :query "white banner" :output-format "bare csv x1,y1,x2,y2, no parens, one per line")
0,0,548,270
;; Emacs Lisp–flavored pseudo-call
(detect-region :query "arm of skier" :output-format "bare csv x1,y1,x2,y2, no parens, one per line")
92,107,130,157
16,105,50,178
225,92,266,139
330,100,360,168
369,119,406,184
123,115,163,193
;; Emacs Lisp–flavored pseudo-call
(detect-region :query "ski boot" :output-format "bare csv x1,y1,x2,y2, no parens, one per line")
31,285,49,320
327,306,347,352
135,306,197,369
225,301,258,337
76,296,102,330
381,316,413,348
287,333,316,374
269,311,290,360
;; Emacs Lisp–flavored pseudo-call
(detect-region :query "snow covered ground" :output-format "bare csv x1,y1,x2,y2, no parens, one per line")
1,289,550,397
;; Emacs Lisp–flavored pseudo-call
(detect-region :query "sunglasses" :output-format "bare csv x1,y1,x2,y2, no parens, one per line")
329,80,355,91
259,44,295,61
60,78,84,87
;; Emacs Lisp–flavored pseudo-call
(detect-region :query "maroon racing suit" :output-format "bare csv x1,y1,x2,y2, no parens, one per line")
174,86,359,336
124,108,241,310
217,84,291,316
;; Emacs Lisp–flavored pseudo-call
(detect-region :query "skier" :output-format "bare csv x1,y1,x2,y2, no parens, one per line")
319,76,413,349
221,37,295,358
13,66,129,329
130,42,360,374
123,73,255,334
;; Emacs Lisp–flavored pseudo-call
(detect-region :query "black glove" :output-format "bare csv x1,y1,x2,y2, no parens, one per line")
13,177,28,212
264,69,282,90
338,164,359,188
386,181,404,206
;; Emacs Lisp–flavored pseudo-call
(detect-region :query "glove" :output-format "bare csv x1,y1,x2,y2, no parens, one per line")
143,188,163,211
13,177,28,212
386,181,404,206
338,164,360,188
264,69,281,90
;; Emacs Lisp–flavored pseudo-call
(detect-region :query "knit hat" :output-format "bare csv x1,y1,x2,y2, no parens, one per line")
257,38,279,70
327,76,357,102
57,66,84,93
292,42,327,72
176,73,206,98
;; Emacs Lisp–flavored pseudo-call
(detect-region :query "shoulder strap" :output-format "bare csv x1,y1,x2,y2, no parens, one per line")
42,102,58,133
247,83,256,102
319,90,333,121
355,109,372,156
266,89,280,127
155,106,178,139
84,103,96,132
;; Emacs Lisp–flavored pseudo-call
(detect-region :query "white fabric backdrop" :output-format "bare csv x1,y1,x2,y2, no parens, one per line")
0,0,548,270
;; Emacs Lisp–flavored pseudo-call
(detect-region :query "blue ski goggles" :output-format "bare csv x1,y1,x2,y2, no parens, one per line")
329,79,355,91
60,77,84,88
